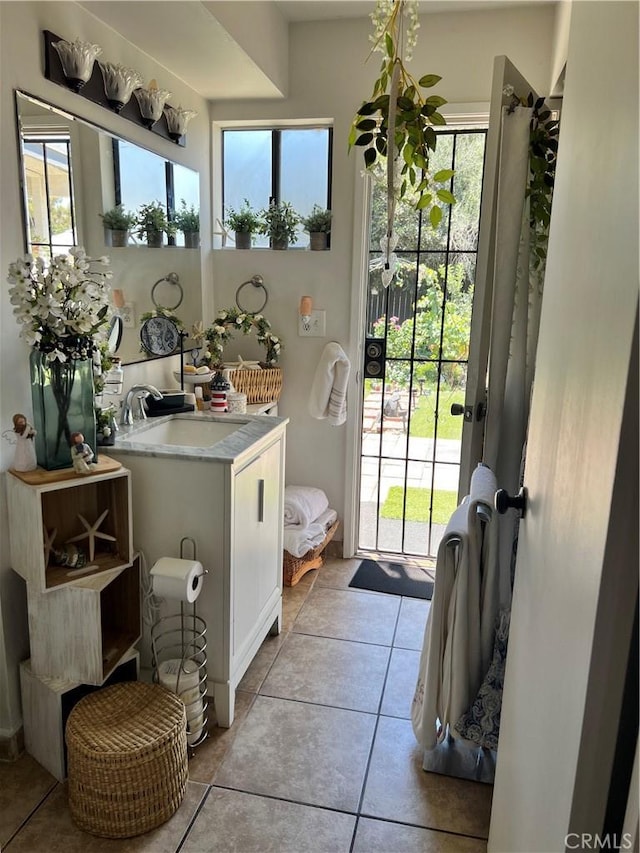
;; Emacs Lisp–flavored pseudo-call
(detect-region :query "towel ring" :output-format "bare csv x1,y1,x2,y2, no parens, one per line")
235,274,268,314
151,272,183,311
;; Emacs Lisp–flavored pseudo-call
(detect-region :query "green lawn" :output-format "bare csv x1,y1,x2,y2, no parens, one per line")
381,486,458,524
409,390,465,440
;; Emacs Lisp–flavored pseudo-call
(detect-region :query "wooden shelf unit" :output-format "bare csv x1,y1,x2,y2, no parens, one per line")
20,650,139,782
10,460,143,774
27,560,141,685
7,460,132,593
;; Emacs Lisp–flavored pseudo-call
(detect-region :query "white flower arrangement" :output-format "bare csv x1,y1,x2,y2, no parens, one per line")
204,307,283,367
7,248,112,362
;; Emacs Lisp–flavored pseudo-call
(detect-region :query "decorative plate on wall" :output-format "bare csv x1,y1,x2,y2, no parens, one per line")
139,316,180,357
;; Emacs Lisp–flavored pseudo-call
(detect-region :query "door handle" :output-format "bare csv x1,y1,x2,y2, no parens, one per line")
495,487,528,518
450,402,487,422
258,479,265,522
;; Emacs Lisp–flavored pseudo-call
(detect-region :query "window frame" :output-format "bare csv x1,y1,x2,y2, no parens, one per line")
21,131,78,258
220,124,333,248
112,139,194,247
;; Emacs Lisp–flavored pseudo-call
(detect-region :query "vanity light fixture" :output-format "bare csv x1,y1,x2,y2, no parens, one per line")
134,79,172,129
51,37,102,92
163,105,197,143
299,296,313,332
98,61,144,112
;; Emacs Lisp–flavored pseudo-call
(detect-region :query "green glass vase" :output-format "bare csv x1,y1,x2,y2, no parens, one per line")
29,350,97,471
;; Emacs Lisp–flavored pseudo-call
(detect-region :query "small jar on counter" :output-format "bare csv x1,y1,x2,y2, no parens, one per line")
227,391,247,414
210,371,230,413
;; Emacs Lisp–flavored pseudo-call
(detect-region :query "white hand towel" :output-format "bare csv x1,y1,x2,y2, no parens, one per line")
470,463,497,508
308,342,350,426
284,485,329,529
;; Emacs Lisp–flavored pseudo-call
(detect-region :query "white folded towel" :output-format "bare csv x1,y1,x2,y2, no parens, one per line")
315,507,338,532
283,523,326,558
308,342,351,426
284,485,329,529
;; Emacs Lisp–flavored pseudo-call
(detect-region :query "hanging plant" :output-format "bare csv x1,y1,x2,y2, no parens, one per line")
349,0,455,285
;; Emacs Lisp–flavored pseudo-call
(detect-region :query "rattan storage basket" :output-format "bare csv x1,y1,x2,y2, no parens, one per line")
227,366,283,404
283,519,339,587
66,682,188,838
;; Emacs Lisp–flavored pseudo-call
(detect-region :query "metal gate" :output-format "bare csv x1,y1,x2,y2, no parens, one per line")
358,128,487,558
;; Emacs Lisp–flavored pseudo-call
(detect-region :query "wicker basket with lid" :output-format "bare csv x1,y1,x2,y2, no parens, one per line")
66,681,188,838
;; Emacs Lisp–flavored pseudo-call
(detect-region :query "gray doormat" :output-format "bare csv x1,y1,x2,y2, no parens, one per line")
349,559,434,600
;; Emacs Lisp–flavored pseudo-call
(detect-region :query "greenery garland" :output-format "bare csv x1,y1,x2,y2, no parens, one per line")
525,93,559,267
204,308,282,367
505,87,559,267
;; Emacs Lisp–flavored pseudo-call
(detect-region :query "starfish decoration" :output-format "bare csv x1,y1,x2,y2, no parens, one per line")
43,524,57,568
66,509,117,561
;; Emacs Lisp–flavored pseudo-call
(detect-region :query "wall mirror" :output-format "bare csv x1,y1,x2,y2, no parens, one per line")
14,90,202,365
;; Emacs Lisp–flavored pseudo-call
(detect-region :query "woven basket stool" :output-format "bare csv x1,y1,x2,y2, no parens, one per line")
66,682,188,838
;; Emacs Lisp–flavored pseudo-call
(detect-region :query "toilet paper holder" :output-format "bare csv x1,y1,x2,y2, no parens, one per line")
150,537,209,750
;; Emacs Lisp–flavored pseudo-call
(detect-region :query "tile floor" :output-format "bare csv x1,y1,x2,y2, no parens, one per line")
0,558,492,852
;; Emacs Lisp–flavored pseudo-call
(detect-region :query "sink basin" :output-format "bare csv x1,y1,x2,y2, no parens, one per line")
126,418,242,448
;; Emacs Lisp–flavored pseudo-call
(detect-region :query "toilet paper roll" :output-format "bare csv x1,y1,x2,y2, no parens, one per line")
157,658,204,745
151,557,204,602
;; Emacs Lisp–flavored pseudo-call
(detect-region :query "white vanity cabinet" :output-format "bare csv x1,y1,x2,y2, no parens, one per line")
231,440,281,669
110,416,287,727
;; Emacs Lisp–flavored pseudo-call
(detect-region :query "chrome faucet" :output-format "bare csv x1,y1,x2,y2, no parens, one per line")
121,384,163,425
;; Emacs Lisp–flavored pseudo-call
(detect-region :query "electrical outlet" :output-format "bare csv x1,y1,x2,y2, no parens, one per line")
121,303,135,328
298,309,326,337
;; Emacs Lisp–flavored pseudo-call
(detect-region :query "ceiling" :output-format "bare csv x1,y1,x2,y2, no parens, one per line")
81,1,554,100
274,0,549,22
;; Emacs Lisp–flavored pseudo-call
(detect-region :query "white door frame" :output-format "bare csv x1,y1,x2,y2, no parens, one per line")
342,163,371,558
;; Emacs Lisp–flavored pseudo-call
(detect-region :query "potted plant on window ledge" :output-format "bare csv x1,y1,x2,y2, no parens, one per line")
136,200,172,248
259,200,299,250
100,205,136,247
301,205,332,250
174,199,200,248
226,199,261,249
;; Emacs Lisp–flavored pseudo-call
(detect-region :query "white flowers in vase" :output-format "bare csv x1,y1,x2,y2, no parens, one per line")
7,248,112,362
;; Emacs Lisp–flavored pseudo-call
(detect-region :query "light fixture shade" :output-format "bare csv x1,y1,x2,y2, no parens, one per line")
98,61,144,112
52,38,102,92
163,105,197,142
134,86,172,128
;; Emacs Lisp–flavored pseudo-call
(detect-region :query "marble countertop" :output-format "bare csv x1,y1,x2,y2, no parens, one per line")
109,411,288,464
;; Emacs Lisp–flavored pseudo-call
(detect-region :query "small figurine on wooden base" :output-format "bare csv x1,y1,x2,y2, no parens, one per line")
3,413,38,472
70,432,97,475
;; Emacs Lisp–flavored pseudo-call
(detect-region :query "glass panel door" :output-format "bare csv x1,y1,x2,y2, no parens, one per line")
358,129,487,558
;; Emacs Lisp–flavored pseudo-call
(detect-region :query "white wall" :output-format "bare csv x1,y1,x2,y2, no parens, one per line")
209,5,556,532
0,0,211,737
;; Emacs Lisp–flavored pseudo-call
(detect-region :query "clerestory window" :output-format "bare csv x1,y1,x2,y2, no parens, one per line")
222,126,332,248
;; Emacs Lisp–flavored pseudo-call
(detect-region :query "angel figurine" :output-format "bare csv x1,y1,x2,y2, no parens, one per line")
9,413,37,472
